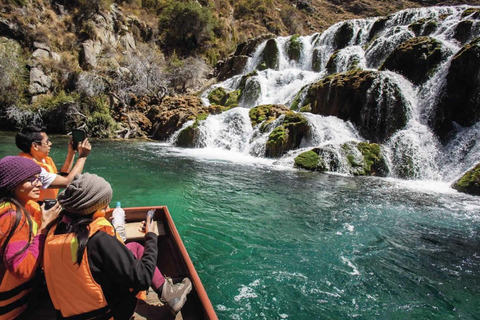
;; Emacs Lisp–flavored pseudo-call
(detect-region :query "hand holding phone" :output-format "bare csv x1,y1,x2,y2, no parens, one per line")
44,199,57,210
72,129,87,151
144,209,157,234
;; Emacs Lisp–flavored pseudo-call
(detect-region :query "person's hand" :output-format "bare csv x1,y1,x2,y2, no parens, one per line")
40,202,61,230
77,138,91,158
67,138,75,154
139,218,158,235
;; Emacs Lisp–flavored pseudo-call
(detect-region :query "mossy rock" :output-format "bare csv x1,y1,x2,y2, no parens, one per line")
248,104,290,127
357,142,389,176
258,38,279,70
301,69,409,143
380,37,448,85
334,22,354,50
176,125,198,148
287,35,303,62
461,8,480,19
312,48,322,72
294,150,326,172
453,163,480,196
239,72,261,107
239,70,259,91
408,18,438,36
433,37,480,140
266,125,287,157
208,87,228,105
454,20,474,44
367,17,389,42
326,50,361,75
224,89,241,108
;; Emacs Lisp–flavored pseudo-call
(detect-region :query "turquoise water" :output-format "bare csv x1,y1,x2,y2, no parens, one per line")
1,131,480,319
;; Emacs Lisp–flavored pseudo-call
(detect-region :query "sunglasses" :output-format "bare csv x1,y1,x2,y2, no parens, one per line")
27,175,41,185
34,139,52,147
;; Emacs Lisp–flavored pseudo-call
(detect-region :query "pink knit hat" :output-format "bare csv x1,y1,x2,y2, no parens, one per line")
0,156,41,191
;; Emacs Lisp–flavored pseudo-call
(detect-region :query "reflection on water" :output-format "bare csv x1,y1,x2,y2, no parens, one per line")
0,131,479,319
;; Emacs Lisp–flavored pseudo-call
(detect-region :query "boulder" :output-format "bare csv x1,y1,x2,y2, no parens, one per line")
258,39,279,70
294,150,326,172
454,20,474,45
248,104,290,128
408,18,438,36
380,37,449,85
453,163,480,196
29,67,52,95
79,39,102,70
433,38,480,140
147,95,210,141
234,33,275,56
215,55,249,81
287,35,303,62
265,112,309,158
333,22,354,50
300,70,409,143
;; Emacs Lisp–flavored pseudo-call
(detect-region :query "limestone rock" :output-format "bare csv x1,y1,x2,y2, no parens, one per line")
433,37,480,141
380,36,449,85
300,70,409,143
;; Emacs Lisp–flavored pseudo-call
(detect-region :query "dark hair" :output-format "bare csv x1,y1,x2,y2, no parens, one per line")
15,126,46,153
0,193,34,262
58,211,95,265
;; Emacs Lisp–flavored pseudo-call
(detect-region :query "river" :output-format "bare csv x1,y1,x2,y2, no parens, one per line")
1,131,479,319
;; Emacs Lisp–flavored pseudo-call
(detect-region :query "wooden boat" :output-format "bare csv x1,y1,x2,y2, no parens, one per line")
106,206,218,320
35,206,217,320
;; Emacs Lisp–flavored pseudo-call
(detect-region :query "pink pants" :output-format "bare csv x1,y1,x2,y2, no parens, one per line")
126,242,165,291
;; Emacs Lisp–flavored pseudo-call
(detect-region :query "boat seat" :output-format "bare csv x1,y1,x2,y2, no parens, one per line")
125,220,166,241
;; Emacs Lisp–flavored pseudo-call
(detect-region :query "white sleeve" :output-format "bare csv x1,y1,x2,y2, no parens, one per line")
39,168,57,189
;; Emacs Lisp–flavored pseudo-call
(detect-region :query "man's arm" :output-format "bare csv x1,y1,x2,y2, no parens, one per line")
48,139,91,188
59,139,75,174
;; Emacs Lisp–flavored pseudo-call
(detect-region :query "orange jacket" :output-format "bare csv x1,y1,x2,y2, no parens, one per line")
44,217,114,319
18,152,58,201
0,202,40,320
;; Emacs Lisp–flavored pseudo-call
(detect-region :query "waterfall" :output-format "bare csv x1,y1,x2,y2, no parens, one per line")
188,5,480,183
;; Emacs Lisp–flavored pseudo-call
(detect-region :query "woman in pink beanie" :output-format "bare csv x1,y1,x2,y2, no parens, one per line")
0,156,61,319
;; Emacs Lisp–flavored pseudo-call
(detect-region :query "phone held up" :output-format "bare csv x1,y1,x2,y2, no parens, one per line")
71,128,87,150
43,199,57,210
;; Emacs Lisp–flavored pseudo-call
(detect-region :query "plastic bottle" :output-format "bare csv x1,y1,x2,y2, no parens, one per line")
112,201,127,242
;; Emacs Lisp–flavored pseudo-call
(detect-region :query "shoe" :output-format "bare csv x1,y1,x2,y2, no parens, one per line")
160,277,192,314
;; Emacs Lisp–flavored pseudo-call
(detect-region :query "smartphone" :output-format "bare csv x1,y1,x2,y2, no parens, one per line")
146,209,156,223
72,129,86,150
44,199,57,210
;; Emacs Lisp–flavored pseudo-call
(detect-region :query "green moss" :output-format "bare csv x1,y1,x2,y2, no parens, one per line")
294,150,322,171
284,111,307,126
224,89,241,108
249,104,283,127
461,8,480,18
266,125,287,157
176,125,197,148
453,163,480,195
239,70,258,90
208,87,228,105
287,35,303,62
357,142,381,173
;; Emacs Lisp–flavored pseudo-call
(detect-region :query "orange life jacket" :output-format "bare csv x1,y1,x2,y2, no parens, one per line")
18,152,58,201
44,216,146,319
0,202,38,320
24,201,42,227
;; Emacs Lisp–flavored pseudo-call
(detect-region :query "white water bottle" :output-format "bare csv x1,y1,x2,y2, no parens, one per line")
112,202,127,242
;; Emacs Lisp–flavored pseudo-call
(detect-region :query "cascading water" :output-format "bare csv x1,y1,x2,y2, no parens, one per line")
188,5,480,184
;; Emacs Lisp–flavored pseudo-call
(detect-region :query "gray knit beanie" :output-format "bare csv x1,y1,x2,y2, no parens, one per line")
58,173,113,215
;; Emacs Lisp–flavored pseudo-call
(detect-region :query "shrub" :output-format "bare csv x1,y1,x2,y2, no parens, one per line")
32,91,79,111
0,38,28,108
158,1,217,55
87,111,116,138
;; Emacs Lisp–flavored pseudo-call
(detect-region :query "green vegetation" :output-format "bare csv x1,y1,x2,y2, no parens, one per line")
294,150,326,172
158,1,217,56
453,163,480,195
